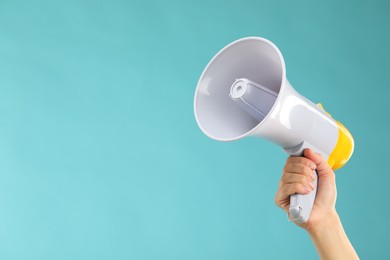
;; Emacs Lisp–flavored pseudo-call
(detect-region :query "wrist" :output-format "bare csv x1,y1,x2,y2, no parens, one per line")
305,209,340,235
305,210,359,259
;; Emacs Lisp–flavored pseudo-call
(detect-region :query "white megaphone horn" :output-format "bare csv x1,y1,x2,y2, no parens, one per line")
193,37,354,223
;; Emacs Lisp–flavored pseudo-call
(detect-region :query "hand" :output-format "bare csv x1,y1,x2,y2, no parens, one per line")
274,148,359,259
274,148,337,231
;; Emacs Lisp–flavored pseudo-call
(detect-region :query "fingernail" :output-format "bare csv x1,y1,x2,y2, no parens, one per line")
309,182,315,189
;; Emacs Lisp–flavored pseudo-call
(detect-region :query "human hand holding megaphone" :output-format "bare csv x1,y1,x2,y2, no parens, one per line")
193,37,354,223
275,148,337,229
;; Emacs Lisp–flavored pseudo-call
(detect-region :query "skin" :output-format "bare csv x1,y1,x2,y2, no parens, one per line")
274,149,359,260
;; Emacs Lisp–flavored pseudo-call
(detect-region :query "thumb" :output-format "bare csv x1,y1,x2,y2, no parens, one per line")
303,149,334,178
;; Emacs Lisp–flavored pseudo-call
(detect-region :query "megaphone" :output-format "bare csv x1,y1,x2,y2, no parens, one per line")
193,37,354,223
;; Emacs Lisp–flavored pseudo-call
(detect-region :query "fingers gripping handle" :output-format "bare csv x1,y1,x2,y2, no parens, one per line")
288,172,317,223
284,142,324,224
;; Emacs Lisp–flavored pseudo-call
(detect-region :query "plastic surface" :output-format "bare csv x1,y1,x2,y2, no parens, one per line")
328,122,354,170
229,78,277,122
194,37,285,142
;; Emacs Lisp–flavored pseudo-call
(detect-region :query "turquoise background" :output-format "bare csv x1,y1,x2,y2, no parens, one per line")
0,0,389,259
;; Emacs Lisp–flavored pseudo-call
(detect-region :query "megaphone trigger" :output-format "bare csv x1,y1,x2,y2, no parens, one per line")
287,207,302,222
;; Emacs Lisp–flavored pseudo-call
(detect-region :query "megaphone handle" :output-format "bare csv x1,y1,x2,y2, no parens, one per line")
284,142,322,224
288,173,318,223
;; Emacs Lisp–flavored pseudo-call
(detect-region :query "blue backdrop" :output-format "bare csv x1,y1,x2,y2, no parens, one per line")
0,0,389,259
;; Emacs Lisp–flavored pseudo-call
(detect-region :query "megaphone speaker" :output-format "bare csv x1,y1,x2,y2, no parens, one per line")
193,37,354,223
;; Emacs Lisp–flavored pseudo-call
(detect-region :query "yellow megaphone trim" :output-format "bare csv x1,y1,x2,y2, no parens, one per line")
316,103,354,170
328,121,354,170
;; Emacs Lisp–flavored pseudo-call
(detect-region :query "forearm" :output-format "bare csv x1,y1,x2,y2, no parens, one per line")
307,211,359,260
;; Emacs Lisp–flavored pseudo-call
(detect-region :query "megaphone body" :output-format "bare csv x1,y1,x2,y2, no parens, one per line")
193,37,354,223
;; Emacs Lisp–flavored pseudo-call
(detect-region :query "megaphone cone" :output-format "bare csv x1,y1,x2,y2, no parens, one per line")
194,37,354,223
